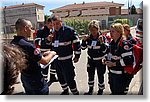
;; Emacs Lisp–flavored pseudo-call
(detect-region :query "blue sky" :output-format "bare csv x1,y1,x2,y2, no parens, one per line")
1,0,143,15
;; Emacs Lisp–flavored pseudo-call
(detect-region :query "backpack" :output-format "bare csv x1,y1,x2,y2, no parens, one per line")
119,39,143,75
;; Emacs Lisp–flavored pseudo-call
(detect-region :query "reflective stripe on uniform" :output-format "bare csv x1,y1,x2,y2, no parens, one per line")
102,48,107,53
73,39,80,43
87,45,101,49
58,54,73,60
88,81,94,87
121,51,132,57
62,86,68,90
42,74,48,77
50,72,56,75
52,41,71,46
74,51,81,54
98,83,105,89
34,38,41,41
89,85,94,87
98,83,104,86
40,48,50,52
88,55,105,60
120,59,126,66
61,83,67,87
70,88,77,91
81,46,87,49
88,81,94,84
87,45,92,49
61,83,68,90
34,38,41,46
110,69,122,74
50,69,56,72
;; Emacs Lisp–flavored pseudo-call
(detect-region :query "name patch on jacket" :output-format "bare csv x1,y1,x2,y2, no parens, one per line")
34,48,40,55
91,41,97,46
54,40,59,47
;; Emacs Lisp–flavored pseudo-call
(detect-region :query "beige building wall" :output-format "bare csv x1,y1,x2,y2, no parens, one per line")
36,6,45,22
4,6,37,25
1,3,45,33
51,3,121,29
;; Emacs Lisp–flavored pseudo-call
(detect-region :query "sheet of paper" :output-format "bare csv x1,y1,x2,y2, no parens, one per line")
40,55,58,69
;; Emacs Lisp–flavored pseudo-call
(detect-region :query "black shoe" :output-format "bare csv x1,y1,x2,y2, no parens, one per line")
97,90,103,95
84,91,93,95
60,90,69,95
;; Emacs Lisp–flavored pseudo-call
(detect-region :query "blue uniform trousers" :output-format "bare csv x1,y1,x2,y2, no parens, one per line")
21,74,49,95
108,72,133,95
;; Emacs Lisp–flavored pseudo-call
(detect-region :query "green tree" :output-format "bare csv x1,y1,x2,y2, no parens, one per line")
44,15,49,24
130,5,137,14
113,19,129,24
64,19,90,35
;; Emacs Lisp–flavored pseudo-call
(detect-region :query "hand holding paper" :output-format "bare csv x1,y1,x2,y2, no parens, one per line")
40,55,58,69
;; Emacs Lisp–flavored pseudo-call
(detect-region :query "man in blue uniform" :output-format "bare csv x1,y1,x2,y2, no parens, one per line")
34,17,58,83
11,18,56,95
48,15,81,95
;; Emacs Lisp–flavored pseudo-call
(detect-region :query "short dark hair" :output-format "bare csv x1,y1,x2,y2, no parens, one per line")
15,18,28,31
47,17,53,23
51,15,62,21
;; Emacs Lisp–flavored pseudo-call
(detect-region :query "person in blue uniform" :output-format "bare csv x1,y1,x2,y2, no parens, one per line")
104,23,134,95
11,18,56,95
123,24,141,45
48,15,81,95
81,20,108,95
34,17,58,83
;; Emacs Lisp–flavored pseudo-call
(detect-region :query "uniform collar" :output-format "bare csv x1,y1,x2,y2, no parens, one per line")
127,34,132,40
44,26,50,32
112,36,122,45
90,32,101,40
14,36,27,40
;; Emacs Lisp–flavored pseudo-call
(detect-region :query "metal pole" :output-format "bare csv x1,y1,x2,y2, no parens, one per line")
3,6,7,34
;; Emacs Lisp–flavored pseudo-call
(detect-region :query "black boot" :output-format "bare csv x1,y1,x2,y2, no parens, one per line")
84,87,93,95
97,89,103,95
60,89,69,95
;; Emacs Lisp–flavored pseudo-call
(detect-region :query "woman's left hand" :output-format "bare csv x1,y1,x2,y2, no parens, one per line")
105,61,116,67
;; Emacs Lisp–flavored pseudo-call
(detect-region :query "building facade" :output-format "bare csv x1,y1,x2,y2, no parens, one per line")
50,1,124,29
1,3,45,34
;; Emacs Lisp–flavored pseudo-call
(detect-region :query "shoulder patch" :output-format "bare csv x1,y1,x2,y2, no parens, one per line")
34,48,40,55
124,45,129,50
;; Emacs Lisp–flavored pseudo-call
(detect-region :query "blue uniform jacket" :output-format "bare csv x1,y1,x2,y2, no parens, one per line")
11,36,42,78
51,26,81,60
107,37,134,72
35,26,52,49
81,33,108,59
